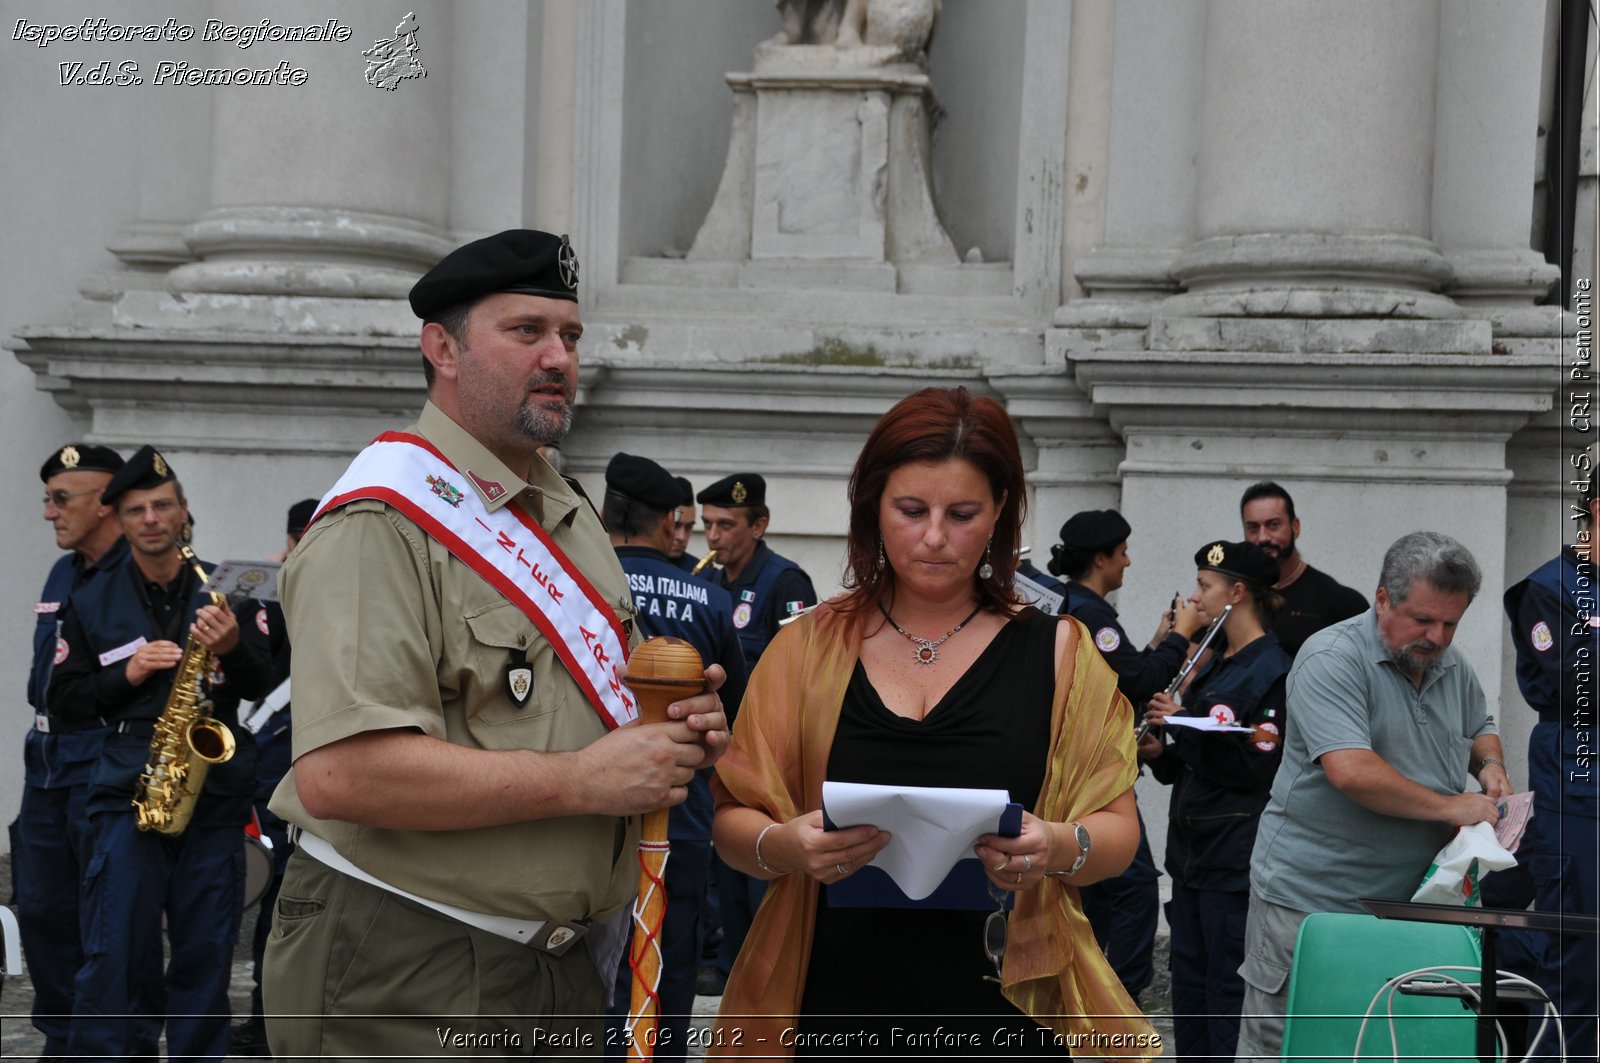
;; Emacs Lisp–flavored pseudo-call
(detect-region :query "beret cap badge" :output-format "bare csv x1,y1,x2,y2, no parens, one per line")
60,445,81,469
1207,542,1226,566
152,452,169,478
731,481,748,504
557,234,580,291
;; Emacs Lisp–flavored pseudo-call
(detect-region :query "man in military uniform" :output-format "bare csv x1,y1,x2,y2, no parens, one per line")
696,472,817,674
601,452,748,1062
1500,443,1598,1059
229,497,316,1058
668,475,701,573
694,471,815,991
1046,508,1206,1004
261,230,728,1059
49,445,271,1062
1239,481,1368,656
11,443,127,1058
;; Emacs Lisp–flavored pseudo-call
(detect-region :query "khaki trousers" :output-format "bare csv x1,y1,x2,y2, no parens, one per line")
263,849,605,1061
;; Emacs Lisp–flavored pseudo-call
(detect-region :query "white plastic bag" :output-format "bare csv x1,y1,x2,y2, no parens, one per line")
1411,822,1517,906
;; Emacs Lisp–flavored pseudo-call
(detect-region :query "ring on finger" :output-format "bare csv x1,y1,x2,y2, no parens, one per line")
1023,853,1033,873
835,863,849,876
1015,872,1022,884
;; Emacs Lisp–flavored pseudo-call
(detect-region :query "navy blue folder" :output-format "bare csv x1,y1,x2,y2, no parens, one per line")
821,800,1024,910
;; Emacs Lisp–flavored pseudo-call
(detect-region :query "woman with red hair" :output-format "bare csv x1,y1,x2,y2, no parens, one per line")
708,386,1157,1057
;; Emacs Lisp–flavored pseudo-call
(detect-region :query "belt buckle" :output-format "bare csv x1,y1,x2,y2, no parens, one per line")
34,714,49,733
528,919,588,956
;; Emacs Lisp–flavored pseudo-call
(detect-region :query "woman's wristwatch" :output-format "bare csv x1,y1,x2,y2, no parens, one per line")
1044,821,1091,878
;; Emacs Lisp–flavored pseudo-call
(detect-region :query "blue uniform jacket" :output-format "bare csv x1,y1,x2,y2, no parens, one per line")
617,545,750,843
1148,631,1291,891
1063,581,1190,706
24,539,130,789
49,553,270,825
1505,546,1598,812
718,540,816,672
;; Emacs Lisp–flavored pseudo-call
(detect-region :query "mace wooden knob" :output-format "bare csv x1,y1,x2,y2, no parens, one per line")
622,636,706,726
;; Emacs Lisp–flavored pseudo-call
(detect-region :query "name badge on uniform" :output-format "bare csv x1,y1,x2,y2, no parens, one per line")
505,648,533,707
99,636,147,667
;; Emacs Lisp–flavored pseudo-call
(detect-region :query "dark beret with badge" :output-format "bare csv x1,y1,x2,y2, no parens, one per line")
605,453,682,511
408,229,580,319
697,473,766,508
1195,539,1279,588
101,445,176,508
287,498,319,537
40,443,123,482
1058,509,1132,552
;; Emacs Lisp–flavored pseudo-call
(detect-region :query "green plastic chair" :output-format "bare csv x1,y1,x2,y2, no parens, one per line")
1281,911,1490,1061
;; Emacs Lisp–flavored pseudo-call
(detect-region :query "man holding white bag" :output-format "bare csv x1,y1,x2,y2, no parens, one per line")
1235,531,1509,1062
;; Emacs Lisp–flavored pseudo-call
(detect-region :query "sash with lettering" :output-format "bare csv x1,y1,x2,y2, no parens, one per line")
311,432,636,729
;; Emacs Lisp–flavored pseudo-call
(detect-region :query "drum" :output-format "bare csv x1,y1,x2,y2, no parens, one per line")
243,827,275,910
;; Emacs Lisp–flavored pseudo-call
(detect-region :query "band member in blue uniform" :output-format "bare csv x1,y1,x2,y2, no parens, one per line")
1046,507,1206,1003
695,471,816,991
1501,445,1599,1061
1140,540,1291,1063
48,445,271,1063
669,476,703,574
602,453,749,1061
11,443,127,1057
228,497,315,1058
696,472,818,673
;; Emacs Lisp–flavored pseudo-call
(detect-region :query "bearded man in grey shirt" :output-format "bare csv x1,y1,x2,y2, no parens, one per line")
1235,531,1511,1062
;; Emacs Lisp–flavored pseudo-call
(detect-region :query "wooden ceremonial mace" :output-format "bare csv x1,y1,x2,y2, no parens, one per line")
621,636,706,1062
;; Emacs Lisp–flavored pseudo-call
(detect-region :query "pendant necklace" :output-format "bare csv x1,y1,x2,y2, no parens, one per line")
880,604,983,665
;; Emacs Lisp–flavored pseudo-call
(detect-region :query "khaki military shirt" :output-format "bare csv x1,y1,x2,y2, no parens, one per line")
270,402,640,923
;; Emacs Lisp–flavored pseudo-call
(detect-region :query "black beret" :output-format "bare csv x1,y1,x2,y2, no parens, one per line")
1058,509,1131,552
605,453,681,511
40,443,123,482
408,229,579,319
675,476,694,508
1195,540,1279,588
697,473,766,508
101,445,176,508
287,498,319,537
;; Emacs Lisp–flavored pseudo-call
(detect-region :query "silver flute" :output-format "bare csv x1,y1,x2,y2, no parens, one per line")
1135,603,1232,741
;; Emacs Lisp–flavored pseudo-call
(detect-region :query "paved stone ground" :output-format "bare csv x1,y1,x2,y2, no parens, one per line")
1,852,1174,1059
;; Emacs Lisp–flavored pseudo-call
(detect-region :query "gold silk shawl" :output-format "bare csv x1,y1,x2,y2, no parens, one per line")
708,602,1160,1059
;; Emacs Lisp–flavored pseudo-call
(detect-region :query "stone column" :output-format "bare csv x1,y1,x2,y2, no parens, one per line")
166,0,454,298
1166,0,1456,319
1433,0,1559,313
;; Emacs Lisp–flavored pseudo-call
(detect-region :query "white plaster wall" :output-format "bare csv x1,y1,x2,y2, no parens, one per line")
927,0,1027,265
619,0,777,262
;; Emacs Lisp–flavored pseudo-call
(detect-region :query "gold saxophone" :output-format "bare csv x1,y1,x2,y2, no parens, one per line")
132,544,237,835
690,549,718,577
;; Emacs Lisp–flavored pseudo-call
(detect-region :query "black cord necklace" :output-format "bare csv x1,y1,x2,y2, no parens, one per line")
879,603,983,666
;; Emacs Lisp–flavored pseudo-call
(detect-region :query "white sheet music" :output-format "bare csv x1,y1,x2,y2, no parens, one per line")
822,781,1012,900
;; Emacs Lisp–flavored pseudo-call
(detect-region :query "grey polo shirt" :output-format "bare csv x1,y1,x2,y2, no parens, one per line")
1250,608,1496,914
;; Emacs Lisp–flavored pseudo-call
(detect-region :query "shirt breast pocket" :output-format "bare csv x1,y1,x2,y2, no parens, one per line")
462,601,555,732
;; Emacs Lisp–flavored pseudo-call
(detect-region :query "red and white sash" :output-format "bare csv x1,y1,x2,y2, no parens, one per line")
312,432,636,729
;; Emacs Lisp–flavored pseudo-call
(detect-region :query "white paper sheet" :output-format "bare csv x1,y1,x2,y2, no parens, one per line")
821,781,1012,900
1158,715,1254,734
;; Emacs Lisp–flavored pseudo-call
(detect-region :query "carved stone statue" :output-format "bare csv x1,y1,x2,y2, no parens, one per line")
769,0,940,60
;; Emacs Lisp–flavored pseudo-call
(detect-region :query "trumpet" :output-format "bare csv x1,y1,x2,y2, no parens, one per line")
1136,603,1232,741
690,549,719,577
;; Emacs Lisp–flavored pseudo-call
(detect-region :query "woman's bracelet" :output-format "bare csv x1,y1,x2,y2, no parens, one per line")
754,822,783,876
